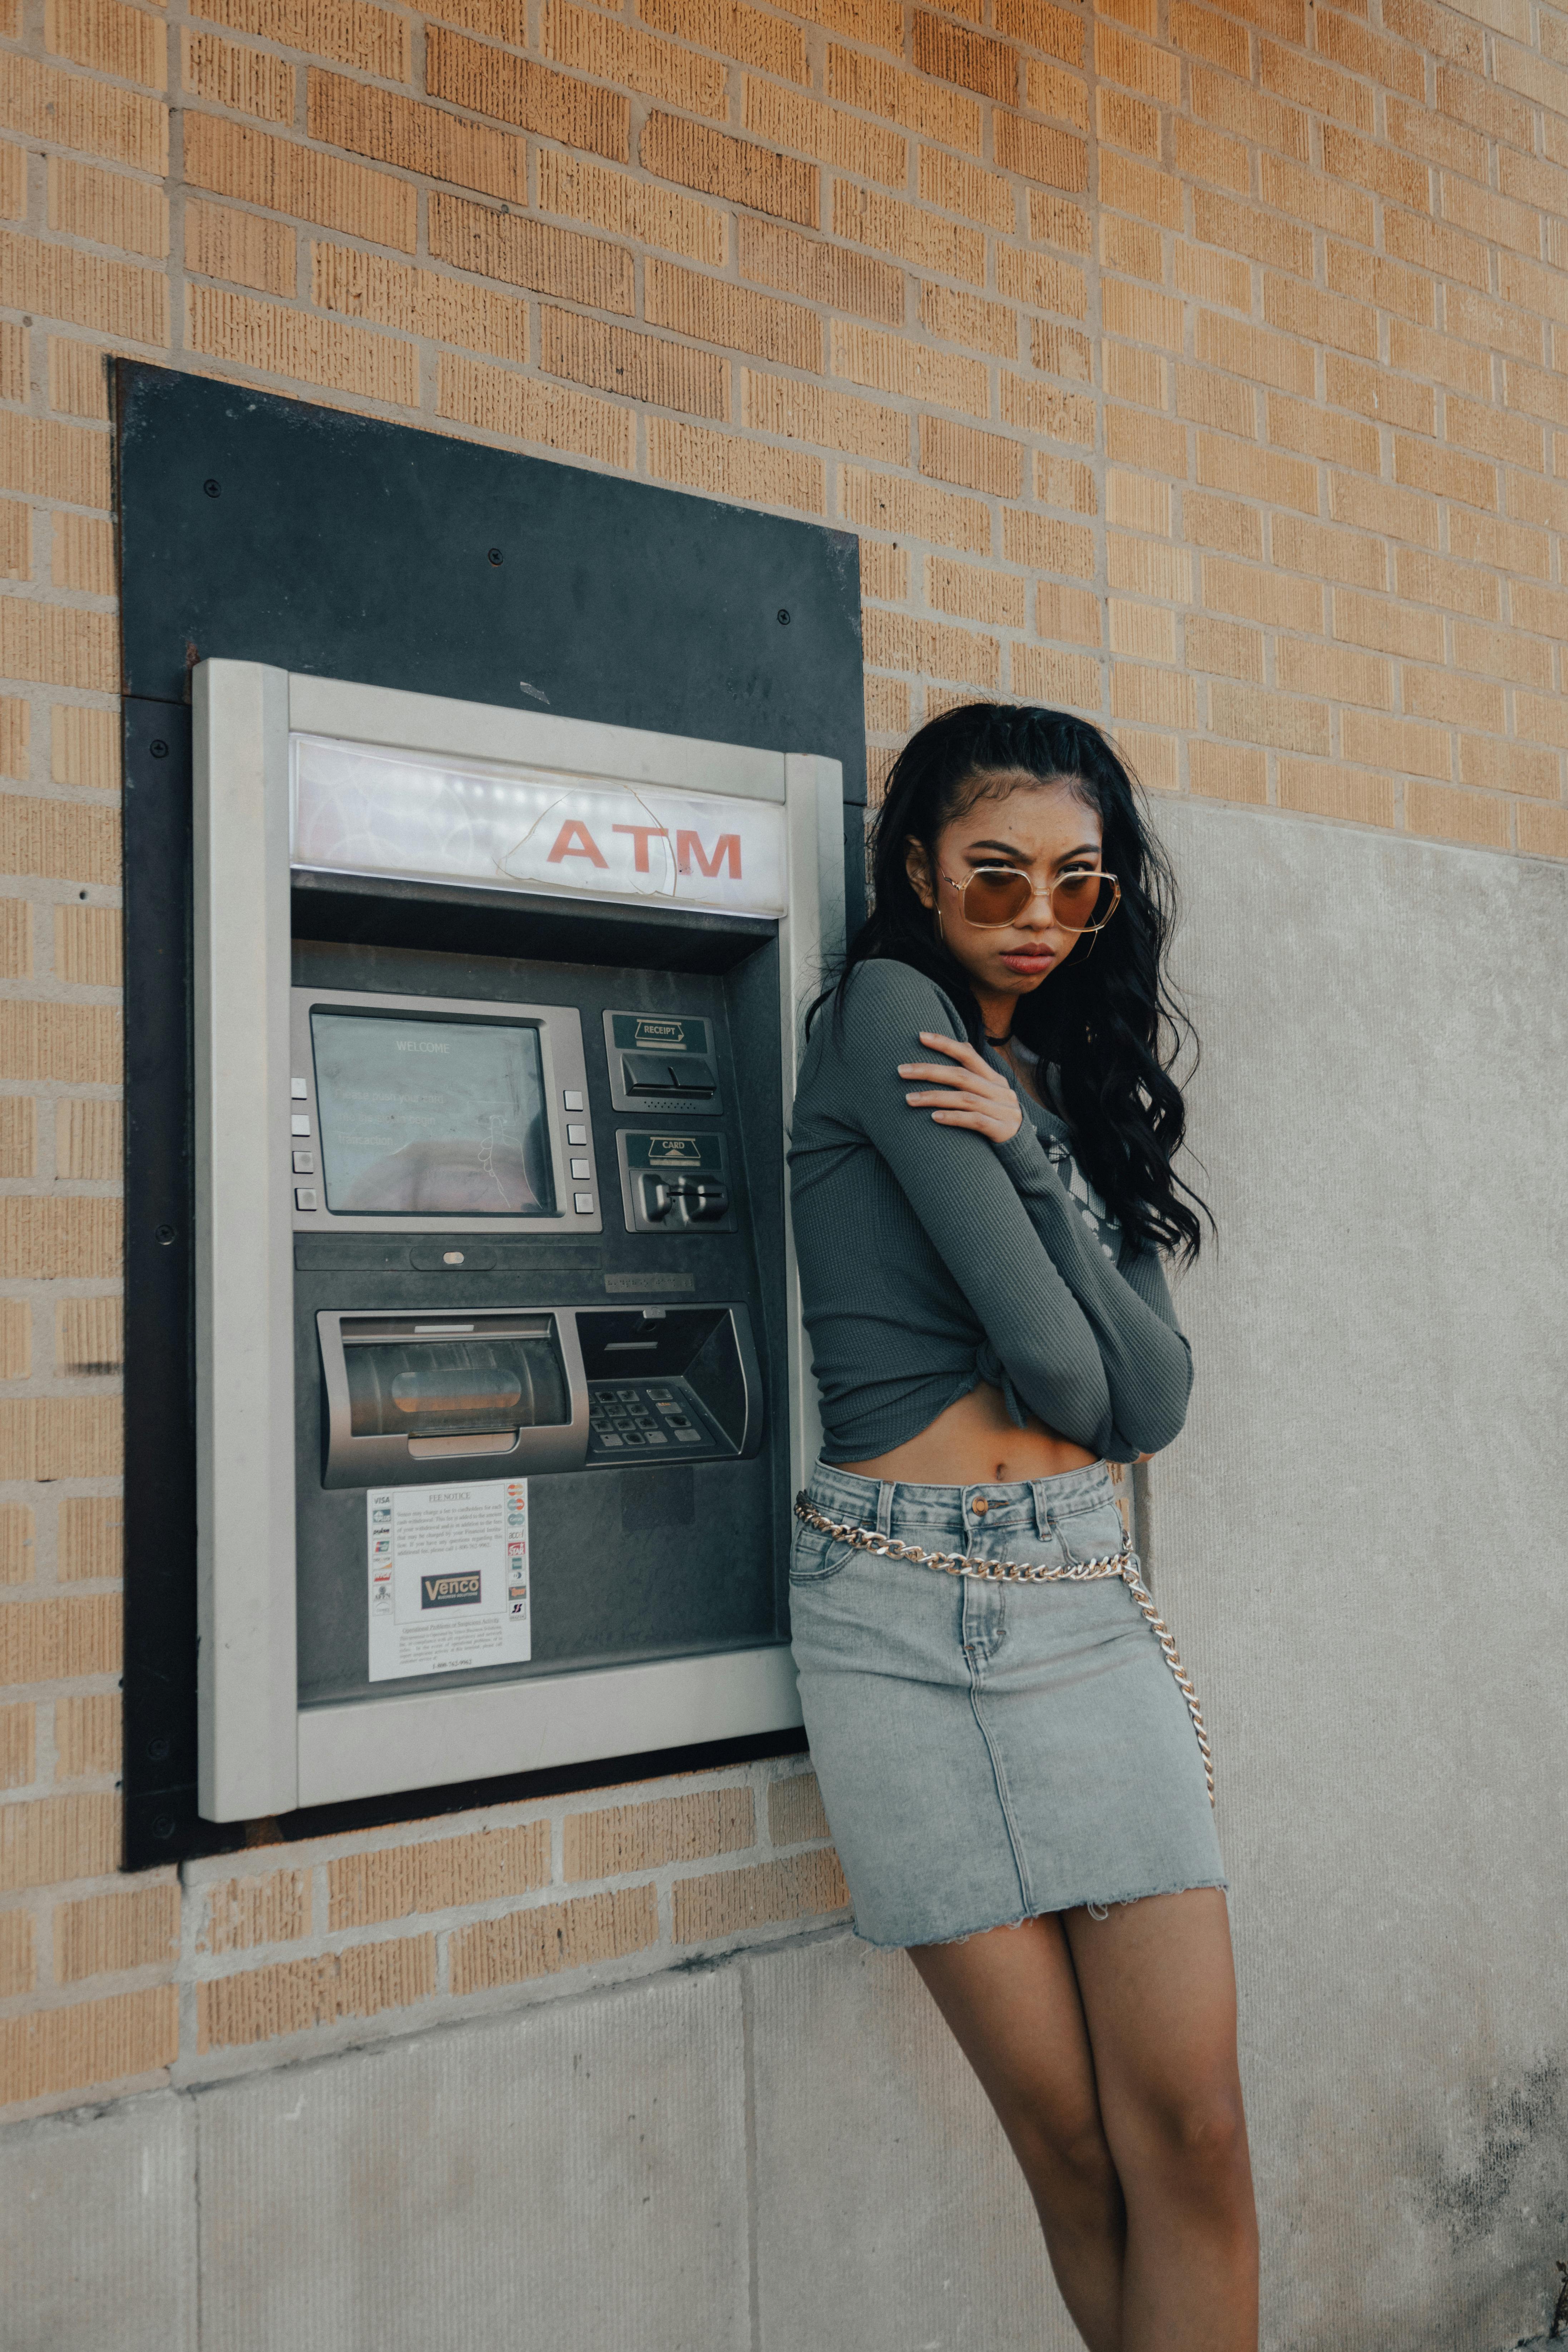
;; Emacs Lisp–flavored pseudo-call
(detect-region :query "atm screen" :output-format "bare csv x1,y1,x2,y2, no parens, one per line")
310,1009,556,1217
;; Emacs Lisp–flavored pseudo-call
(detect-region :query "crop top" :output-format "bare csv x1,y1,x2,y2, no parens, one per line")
786,959,1193,1467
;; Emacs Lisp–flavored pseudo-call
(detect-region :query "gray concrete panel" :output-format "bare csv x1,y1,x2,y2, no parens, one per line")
1152,802,1568,2352
0,2090,197,2352
196,1970,750,2352
750,1934,1078,2352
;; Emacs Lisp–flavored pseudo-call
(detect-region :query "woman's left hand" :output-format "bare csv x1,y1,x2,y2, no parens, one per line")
897,1032,1023,1145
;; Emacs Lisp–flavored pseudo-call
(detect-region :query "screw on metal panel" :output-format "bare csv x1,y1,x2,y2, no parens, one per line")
147,1738,170,1761
152,1815,176,1839
777,608,791,624
203,479,221,498
487,547,504,565
155,1224,176,1246
149,739,168,758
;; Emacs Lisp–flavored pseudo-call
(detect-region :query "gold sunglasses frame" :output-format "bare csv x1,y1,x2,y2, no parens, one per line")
939,866,1123,934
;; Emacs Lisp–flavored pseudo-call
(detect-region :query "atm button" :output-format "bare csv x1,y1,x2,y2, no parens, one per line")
290,1114,311,1136
574,1192,594,1213
295,1187,318,1211
563,1089,585,1112
291,1077,308,1099
570,1158,590,1180
567,1124,588,1146
674,1429,701,1444
599,1433,625,1448
292,1150,316,1175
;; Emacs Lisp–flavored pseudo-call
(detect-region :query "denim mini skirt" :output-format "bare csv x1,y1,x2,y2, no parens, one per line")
789,1458,1225,1950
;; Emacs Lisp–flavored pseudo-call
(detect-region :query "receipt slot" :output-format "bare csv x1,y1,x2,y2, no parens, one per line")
193,661,843,1822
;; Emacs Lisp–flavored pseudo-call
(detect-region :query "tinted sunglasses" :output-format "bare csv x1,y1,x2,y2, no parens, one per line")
940,865,1122,934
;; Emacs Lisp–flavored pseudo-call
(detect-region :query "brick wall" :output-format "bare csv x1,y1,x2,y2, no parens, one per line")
1,0,1565,2119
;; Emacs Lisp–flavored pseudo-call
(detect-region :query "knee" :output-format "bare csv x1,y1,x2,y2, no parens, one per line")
1011,2097,1121,2207
1132,2084,1250,2199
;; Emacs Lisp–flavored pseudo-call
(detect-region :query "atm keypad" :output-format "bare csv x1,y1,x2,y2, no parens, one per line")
588,1380,709,1456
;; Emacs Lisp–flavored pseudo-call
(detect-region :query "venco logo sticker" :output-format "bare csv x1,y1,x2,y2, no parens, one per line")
421,1571,483,1609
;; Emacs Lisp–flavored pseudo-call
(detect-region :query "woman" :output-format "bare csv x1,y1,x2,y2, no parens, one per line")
787,703,1257,2349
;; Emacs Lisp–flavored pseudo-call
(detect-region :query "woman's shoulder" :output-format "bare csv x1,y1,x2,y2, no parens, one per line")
835,957,968,1044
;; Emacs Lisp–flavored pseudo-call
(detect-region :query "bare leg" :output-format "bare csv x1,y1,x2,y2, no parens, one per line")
909,1916,1126,2352
1064,1889,1258,2351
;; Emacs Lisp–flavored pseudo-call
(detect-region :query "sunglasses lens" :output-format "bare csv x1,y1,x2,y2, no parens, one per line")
1053,873,1115,930
962,869,1032,926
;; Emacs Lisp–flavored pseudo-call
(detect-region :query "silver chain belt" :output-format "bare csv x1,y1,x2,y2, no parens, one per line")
793,1492,1215,1807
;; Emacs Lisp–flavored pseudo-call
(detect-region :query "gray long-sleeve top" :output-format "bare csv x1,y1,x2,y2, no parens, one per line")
787,959,1193,1467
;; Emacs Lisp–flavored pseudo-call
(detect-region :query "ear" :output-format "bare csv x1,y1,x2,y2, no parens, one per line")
904,835,936,911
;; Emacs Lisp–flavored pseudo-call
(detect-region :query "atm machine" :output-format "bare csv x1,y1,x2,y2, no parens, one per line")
193,661,844,1824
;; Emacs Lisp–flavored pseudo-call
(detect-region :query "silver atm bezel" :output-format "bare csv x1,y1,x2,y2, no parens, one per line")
289,987,602,1235
193,662,845,1822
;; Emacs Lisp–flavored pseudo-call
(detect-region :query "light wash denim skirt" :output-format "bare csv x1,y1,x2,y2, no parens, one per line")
789,1458,1225,1950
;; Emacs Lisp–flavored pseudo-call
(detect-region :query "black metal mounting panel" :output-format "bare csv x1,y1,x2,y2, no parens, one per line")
115,364,864,1869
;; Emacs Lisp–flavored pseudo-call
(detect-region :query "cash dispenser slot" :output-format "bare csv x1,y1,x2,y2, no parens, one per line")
318,1310,590,1488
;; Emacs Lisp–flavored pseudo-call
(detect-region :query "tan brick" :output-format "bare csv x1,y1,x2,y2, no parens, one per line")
742,370,907,462
1035,452,1095,513
184,117,416,254
0,1790,118,1888
59,1496,121,1579
995,0,1083,63
1328,471,1435,550
1169,0,1247,73
54,1690,118,1779
1277,755,1395,826
451,1883,657,1993
865,675,909,733
673,1848,847,1943
0,317,23,413
0,1984,176,2103
181,30,292,123
306,70,526,207
1392,433,1495,514
1270,514,1384,592
1190,315,1309,401
1320,354,1430,440
426,27,626,160
1499,147,1568,221
1404,667,1502,733
538,152,725,269
0,230,166,348
1101,280,1180,355
188,285,415,404
1175,244,1249,316
1259,38,1372,130
1385,89,1482,178
52,905,120,988
48,156,169,259
1094,22,1179,105
195,0,409,79
46,340,117,425
1001,507,1093,577
437,353,632,469
1453,619,1551,691
860,541,908,602
0,138,18,223
1404,779,1507,848
1326,245,1434,330
831,321,987,419
1512,583,1568,646
432,203,628,322
1000,379,1092,446
828,45,982,152
844,467,991,554
1383,208,1489,298
0,1099,34,1186
1261,274,1375,361
0,794,119,881
1111,600,1177,664
332,1822,551,1926
57,1880,177,1981
55,1295,121,1377
314,244,527,364
1196,434,1318,516
744,216,901,325
0,1696,33,1788
198,1934,436,2052
51,514,112,598
0,54,167,174
0,503,29,587
1210,681,1330,754
1319,6,1425,96
646,257,818,370
55,1095,121,1180
1095,86,1160,160
0,1908,33,1996
1102,213,1162,286
1503,362,1568,433
832,184,983,285
184,199,293,296
1109,535,1192,602
1388,322,1489,406
0,900,30,984
925,555,1025,628
743,79,905,189
1441,175,1539,266
563,1788,752,1882
1102,342,1166,411
1105,469,1169,536
1384,0,1482,68
1516,692,1568,752
1037,581,1102,644
1188,739,1266,804
1444,396,1540,474
1032,319,1092,381
1393,547,1496,621
51,707,118,791
1197,555,1314,627
0,1397,120,1481
1012,643,1101,704
911,10,1016,102
543,1,725,116
1193,188,1311,280
0,1503,33,1585
46,0,164,90
1265,394,1375,474
921,148,1018,232
193,1866,308,1953
1172,117,1249,198
1191,63,1309,162
918,285,1016,361
644,112,815,226
651,416,822,512
0,603,114,692
539,310,724,420
1519,803,1568,860
864,609,1000,686
641,0,809,80
1108,407,1185,481
1107,665,1193,731
1176,367,1251,438
1184,613,1260,678
1341,711,1450,779
1512,473,1568,536
1277,638,1391,708
1449,508,1548,578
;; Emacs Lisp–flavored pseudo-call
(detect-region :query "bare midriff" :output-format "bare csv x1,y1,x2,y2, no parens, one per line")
840,1379,1099,1487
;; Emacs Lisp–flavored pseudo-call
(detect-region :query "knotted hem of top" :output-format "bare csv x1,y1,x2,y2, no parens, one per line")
850,1874,1231,1953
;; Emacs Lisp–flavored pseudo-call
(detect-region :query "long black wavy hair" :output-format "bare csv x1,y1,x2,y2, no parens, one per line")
811,702,1209,1262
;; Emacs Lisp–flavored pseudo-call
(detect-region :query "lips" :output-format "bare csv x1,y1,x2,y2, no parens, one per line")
1000,949,1054,974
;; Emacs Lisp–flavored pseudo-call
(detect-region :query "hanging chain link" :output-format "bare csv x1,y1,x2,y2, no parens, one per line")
792,1492,1215,1807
